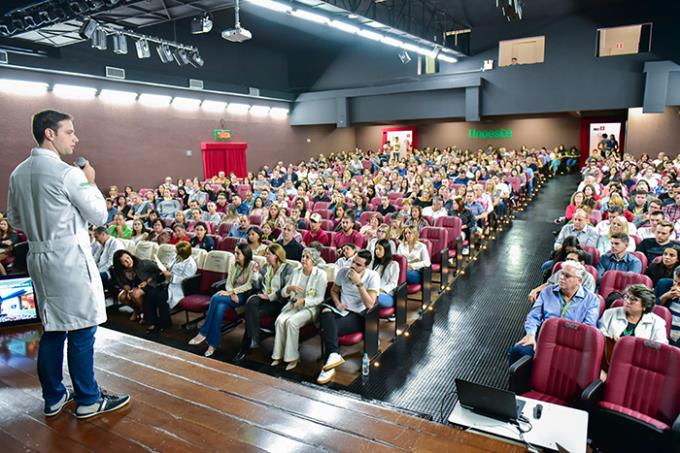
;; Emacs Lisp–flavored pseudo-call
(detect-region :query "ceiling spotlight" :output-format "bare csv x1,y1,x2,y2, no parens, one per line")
191,12,213,34
398,49,411,64
79,18,98,39
188,51,204,67
156,43,173,63
173,48,191,65
135,39,150,58
91,28,107,50
112,33,127,54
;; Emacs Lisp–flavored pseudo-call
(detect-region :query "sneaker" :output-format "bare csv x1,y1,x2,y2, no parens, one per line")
461,247,470,256
322,352,345,371
75,390,130,419
44,388,74,417
387,315,396,322
316,368,335,385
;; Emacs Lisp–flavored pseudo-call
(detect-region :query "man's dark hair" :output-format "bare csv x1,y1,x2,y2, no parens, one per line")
94,226,108,235
32,110,72,145
610,232,630,244
565,248,587,263
356,249,372,267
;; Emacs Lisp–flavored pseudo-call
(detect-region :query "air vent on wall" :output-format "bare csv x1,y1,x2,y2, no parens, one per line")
189,78,204,89
248,87,260,97
105,66,126,79
0,50,7,64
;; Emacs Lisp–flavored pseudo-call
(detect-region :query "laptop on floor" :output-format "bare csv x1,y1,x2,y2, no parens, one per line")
455,378,526,422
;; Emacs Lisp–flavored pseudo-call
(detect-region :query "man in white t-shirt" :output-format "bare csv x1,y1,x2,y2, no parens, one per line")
317,249,379,384
423,197,449,220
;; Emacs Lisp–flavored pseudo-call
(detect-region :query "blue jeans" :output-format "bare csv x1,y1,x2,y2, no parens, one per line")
200,293,248,348
508,344,535,367
377,293,394,308
38,326,100,406
541,259,554,275
406,269,422,285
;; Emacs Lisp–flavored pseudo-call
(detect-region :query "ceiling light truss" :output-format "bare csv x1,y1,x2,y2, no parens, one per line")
319,0,470,56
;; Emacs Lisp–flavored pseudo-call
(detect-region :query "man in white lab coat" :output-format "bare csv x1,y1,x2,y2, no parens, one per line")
7,110,130,419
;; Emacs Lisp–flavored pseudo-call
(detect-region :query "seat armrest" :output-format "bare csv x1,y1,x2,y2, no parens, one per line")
180,274,201,296
673,412,680,434
421,265,432,306
364,298,380,358
508,355,533,394
580,379,604,412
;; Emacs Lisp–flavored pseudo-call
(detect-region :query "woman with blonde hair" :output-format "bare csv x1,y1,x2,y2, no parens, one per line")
271,248,327,370
596,216,635,255
397,226,431,284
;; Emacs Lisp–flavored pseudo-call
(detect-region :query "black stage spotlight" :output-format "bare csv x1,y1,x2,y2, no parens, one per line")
190,13,213,34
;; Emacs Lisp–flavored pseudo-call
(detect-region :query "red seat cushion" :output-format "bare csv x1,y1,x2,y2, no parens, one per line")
379,307,395,318
598,401,670,431
338,332,363,345
299,324,317,340
431,263,441,272
521,390,567,406
179,294,210,312
223,308,239,323
407,283,422,294
260,315,275,329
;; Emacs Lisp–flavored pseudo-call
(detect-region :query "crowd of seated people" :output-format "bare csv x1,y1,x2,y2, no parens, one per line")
513,151,680,375
13,143,555,385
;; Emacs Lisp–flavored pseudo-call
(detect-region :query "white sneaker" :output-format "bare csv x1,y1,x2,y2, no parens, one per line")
322,352,345,371
462,247,470,256
316,368,336,385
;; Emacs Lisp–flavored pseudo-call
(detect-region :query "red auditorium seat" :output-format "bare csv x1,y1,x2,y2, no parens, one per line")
359,211,378,226
583,337,680,452
320,219,334,232
177,251,231,327
394,253,431,309
218,236,241,253
315,209,333,220
509,318,604,406
379,254,408,338
420,226,449,290
218,223,233,237
320,246,338,264
630,251,648,273
581,245,600,266
434,216,464,266
598,270,652,299
313,202,330,212
610,299,673,340
248,214,262,225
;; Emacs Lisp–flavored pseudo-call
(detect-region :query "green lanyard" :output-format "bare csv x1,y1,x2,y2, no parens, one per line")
558,293,574,318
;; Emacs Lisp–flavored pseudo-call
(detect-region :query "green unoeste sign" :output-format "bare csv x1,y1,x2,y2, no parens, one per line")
468,128,512,139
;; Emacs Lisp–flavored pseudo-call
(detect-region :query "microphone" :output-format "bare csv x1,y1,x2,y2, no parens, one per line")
74,157,89,169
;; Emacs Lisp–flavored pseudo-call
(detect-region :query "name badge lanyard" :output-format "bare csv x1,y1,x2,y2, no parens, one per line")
558,293,574,318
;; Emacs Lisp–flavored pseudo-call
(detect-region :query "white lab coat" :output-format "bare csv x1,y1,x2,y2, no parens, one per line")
7,148,108,331
167,257,198,309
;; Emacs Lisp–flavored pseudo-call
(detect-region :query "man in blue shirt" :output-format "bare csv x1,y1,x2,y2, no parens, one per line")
228,215,250,239
232,194,249,215
509,260,600,364
596,233,642,281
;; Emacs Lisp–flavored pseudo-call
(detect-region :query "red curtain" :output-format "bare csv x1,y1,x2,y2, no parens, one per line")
201,142,248,179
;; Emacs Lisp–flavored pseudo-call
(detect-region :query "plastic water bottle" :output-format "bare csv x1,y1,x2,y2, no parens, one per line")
361,353,370,377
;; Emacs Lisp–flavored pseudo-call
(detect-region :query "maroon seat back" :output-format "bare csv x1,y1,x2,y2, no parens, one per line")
320,219,334,231
630,234,641,247
582,245,600,266
601,337,680,429
630,251,648,273
599,270,653,299
531,319,604,405
359,211,378,226
316,209,332,220
420,227,448,265
218,236,240,253
610,299,672,339
434,216,462,250
321,246,338,264
313,202,330,212
393,254,408,286
248,214,262,226
218,223,233,237
589,210,602,226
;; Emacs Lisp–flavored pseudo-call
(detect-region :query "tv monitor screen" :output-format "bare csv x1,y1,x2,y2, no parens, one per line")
0,274,40,328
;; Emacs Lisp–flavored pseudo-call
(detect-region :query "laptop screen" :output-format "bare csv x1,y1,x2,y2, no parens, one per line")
0,274,40,329
455,378,523,421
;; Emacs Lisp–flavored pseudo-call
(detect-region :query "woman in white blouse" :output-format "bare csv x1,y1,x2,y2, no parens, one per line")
271,248,328,370
397,226,431,284
163,241,197,310
372,239,399,308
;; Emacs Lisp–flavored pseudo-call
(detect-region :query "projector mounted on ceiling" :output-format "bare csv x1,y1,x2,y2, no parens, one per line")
222,0,251,43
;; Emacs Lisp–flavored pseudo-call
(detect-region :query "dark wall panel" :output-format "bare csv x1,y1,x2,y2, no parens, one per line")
349,90,466,124
667,72,680,106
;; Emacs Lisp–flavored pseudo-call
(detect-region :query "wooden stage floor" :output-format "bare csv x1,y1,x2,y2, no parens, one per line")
0,325,522,452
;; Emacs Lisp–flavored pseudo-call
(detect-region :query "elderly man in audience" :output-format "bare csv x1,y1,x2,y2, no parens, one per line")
93,226,124,286
277,221,305,262
636,219,680,262
229,214,251,240
157,189,181,219
554,208,598,250
129,192,153,220
423,196,448,220
596,232,642,280
332,215,365,250
529,249,595,301
599,284,667,344
317,249,379,384
509,260,600,364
